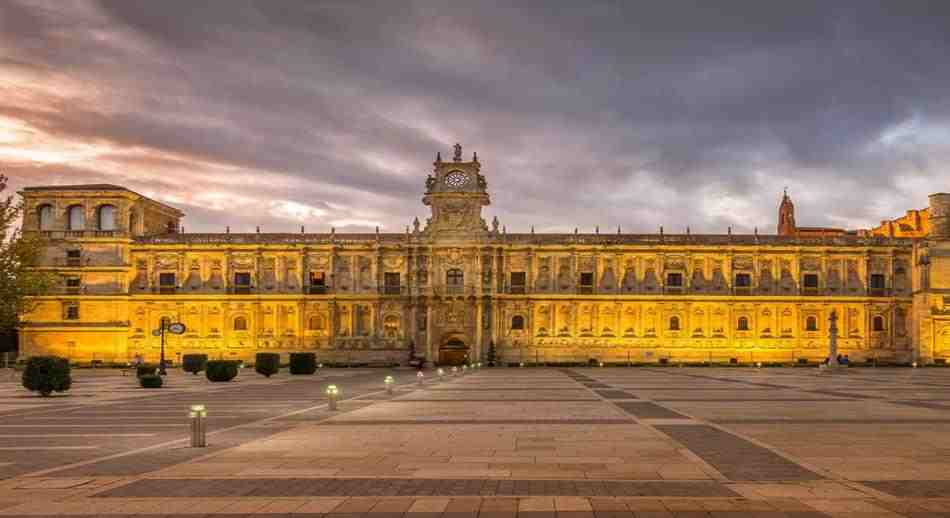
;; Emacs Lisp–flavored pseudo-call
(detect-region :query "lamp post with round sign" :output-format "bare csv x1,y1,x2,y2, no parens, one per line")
154,321,187,376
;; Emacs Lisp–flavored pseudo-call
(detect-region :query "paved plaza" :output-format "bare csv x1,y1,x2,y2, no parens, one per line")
1,367,950,517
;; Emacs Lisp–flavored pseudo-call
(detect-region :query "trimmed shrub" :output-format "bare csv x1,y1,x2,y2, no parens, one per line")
255,353,280,377
139,374,163,388
206,360,240,382
136,364,157,377
22,356,72,397
289,352,317,375
182,354,207,375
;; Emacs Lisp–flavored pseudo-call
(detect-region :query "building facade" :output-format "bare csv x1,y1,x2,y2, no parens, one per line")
18,147,950,365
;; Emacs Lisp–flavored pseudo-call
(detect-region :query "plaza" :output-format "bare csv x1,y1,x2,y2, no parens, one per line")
0,366,950,516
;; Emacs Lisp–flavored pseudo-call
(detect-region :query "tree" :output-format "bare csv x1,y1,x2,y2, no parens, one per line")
0,175,55,335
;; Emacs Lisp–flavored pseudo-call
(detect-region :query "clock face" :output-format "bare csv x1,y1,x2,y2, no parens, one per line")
445,171,469,188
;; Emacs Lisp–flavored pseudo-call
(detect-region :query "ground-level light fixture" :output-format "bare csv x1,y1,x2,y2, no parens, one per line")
384,375,394,394
417,371,424,385
451,366,458,375
189,404,207,447
326,384,340,410
437,368,444,380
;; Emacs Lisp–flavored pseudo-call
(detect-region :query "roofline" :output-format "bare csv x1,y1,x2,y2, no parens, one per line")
21,184,184,217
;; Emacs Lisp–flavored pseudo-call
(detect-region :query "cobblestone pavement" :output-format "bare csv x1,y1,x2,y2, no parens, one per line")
1,366,950,516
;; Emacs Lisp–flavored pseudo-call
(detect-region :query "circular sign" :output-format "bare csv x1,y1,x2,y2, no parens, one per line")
167,323,187,335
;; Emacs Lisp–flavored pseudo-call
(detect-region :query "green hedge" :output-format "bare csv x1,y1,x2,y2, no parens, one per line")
182,354,207,375
22,356,72,397
139,374,163,388
136,364,157,377
206,360,240,382
255,353,280,377
289,353,317,375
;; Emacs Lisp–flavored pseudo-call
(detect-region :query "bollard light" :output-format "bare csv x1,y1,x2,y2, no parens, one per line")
417,371,424,386
189,404,207,448
462,365,468,375
451,366,458,376
912,361,918,368
519,362,525,368
756,362,762,368
318,363,324,369
384,375,394,394
437,368,444,380
326,384,340,410
598,361,604,368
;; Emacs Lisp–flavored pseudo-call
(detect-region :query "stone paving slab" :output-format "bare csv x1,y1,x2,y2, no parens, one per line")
612,402,688,420
593,391,637,400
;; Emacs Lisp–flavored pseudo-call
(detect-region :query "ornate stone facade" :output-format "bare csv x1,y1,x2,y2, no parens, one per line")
17,151,950,365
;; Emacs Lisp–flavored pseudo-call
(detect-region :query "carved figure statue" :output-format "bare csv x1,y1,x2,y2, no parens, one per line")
453,143,462,162
492,216,499,233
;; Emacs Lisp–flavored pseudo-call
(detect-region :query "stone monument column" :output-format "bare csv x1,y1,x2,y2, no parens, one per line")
827,310,840,368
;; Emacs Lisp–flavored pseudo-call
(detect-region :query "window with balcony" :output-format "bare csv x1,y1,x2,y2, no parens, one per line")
737,316,750,331
66,249,81,267
159,272,177,294
309,271,326,294
233,272,252,294
805,316,818,331
67,205,85,230
666,272,683,290
233,316,248,331
734,273,751,293
870,274,886,295
669,316,680,331
63,302,80,320
579,272,594,294
511,315,525,330
384,272,401,295
446,268,464,293
872,315,885,332
97,205,116,231
803,273,819,294
510,272,526,294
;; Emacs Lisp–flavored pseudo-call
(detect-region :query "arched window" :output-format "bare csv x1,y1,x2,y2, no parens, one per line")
872,316,885,332
129,212,137,234
511,315,525,330
233,316,248,331
67,205,85,230
669,316,680,331
446,268,464,287
806,316,818,331
308,315,324,331
38,204,54,230
97,205,116,231
737,316,750,331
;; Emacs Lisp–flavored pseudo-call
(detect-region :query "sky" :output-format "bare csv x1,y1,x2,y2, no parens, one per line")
1,1,949,234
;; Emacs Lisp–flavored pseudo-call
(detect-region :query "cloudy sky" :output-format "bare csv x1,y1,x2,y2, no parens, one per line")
2,1,948,234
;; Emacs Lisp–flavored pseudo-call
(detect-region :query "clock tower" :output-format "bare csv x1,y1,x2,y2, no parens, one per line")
422,143,490,238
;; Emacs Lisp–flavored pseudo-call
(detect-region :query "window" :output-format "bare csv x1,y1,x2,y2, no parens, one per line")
67,205,85,230
870,274,886,294
805,316,818,331
511,315,525,330
669,316,680,331
64,303,79,320
510,272,526,294
384,272,401,294
308,315,324,331
38,204,53,230
666,272,683,287
735,273,751,288
737,316,750,331
233,316,248,331
97,205,116,231
579,272,594,294
64,276,81,294
873,316,885,332
803,273,819,290
66,249,81,267
446,268,464,292
159,272,176,293
309,271,326,294
234,272,251,294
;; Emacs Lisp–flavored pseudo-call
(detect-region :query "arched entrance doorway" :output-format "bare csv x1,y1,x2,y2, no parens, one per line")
439,338,469,366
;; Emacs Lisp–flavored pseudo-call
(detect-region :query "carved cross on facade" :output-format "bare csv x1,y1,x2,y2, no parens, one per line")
453,143,462,162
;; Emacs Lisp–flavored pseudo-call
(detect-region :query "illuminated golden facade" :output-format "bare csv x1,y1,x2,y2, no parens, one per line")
18,147,950,365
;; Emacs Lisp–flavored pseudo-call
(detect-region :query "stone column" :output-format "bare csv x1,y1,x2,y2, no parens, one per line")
425,303,434,365
827,310,840,367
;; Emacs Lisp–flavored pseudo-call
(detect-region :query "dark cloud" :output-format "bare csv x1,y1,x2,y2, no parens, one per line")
2,0,949,233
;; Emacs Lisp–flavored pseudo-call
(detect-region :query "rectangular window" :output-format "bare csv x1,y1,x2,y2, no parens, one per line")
234,272,251,294
64,276,81,294
510,271,526,294
159,272,176,294
870,273,886,294
579,272,594,294
666,272,683,287
64,303,80,320
803,273,819,291
66,249,81,267
735,273,751,287
384,272,401,295
309,271,326,294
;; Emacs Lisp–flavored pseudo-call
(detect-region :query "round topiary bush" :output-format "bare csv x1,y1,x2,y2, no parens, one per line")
205,360,239,382
255,352,280,377
181,354,207,375
136,364,157,377
139,373,163,388
289,352,317,375
22,356,72,397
